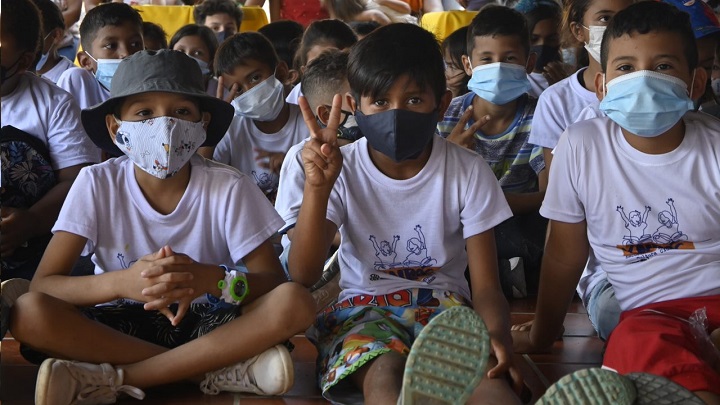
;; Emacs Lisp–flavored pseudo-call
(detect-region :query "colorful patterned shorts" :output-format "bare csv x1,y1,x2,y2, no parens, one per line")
307,288,470,403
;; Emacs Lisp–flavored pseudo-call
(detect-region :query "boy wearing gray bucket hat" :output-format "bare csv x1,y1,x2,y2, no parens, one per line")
9,50,316,405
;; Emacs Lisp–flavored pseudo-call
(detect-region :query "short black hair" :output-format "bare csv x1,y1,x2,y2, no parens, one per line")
442,26,469,71
467,5,531,56
600,1,697,72
2,0,42,55
31,0,65,35
348,21,381,38
296,19,357,68
523,2,561,37
348,23,446,104
79,3,143,52
215,31,279,75
258,20,305,69
142,22,168,50
301,49,349,110
193,0,243,27
169,24,219,64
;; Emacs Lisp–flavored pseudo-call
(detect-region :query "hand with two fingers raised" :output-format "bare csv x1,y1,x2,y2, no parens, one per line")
446,105,491,151
298,94,345,191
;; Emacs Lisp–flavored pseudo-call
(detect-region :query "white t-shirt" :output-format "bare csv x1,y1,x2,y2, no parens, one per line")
1,72,99,170
324,136,512,301
41,57,75,84
275,138,309,232
53,155,284,304
56,66,110,109
213,104,309,199
528,72,549,99
541,112,720,311
528,68,598,150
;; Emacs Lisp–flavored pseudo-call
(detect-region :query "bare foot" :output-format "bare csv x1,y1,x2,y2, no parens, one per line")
511,319,565,340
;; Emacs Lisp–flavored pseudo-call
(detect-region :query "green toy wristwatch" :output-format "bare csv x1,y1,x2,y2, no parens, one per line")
217,265,249,305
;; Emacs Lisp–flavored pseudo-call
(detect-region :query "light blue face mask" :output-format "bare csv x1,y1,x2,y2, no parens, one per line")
599,70,695,137
190,56,211,76
35,32,54,71
86,52,122,90
467,62,531,105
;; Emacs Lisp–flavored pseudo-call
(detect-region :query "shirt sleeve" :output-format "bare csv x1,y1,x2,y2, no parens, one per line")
539,128,586,223
46,94,100,169
274,141,307,232
460,155,514,238
52,166,99,255
528,90,565,150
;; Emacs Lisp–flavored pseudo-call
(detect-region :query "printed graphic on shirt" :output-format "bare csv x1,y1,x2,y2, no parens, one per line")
251,170,278,201
615,198,694,261
368,225,439,284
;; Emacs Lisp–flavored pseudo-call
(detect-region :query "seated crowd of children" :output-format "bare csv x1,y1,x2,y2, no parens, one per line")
1,0,719,404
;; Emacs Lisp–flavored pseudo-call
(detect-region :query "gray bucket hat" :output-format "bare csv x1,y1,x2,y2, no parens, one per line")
81,49,234,156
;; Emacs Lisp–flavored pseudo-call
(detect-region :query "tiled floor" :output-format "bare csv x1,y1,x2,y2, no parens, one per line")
0,296,602,404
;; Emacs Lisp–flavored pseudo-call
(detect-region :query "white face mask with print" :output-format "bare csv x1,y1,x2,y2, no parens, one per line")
113,116,207,179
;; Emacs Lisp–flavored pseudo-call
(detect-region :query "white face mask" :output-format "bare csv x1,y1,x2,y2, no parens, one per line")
712,78,720,98
113,116,207,179
583,25,606,63
230,74,285,121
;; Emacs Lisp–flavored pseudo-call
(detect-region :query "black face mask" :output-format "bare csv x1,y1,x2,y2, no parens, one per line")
315,118,364,143
0,56,22,84
355,108,438,162
530,45,561,72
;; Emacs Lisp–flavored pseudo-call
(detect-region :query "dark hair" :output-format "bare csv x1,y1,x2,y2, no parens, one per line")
79,3,143,52
258,20,305,69
296,19,357,68
2,0,42,55
326,0,365,22
560,0,593,47
600,1,697,72
442,26,470,95
31,0,65,35
215,31,279,75
301,49,349,110
142,22,168,50
169,24,219,64
348,23,446,103
348,20,381,38
467,5,530,56
193,0,243,27
524,2,561,37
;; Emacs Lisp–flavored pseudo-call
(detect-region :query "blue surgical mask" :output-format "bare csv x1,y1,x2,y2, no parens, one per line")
191,56,211,76
355,109,438,162
599,70,695,137
467,62,531,105
231,74,285,121
86,52,122,90
215,30,230,44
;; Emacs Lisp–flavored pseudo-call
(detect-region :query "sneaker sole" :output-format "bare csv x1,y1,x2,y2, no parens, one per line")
1,278,30,337
35,358,60,405
536,368,637,405
401,306,489,405
271,344,294,395
626,373,704,404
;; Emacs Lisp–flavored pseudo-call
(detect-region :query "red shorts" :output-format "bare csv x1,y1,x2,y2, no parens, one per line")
603,295,720,395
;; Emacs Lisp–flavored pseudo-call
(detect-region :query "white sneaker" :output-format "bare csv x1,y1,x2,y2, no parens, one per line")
1,278,30,337
200,344,294,396
35,358,145,405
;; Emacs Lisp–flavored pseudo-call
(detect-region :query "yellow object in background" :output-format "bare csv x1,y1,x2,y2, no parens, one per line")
420,10,478,41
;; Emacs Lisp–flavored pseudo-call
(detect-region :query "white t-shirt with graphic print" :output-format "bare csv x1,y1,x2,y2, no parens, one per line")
52,155,284,304
213,104,309,199
324,136,512,302
541,112,720,311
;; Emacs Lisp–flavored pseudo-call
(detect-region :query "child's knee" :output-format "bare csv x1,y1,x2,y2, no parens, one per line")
270,282,316,327
10,292,55,337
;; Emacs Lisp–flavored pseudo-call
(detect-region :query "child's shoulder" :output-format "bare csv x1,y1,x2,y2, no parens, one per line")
537,69,581,104
57,66,95,85
196,155,256,182
7,73,76,109
686,111,720,135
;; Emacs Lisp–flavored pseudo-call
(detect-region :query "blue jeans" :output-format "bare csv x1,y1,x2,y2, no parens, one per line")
586,277,622,340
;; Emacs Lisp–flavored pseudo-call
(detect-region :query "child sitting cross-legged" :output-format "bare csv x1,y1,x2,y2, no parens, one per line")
289,23,523,404
9,50,316,405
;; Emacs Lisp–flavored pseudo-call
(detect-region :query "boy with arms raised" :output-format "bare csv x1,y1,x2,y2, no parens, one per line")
513,2,720,403
437,5,546,297
10,50,315,405
56,3,144,110
210,32,309,202
290,23,522,404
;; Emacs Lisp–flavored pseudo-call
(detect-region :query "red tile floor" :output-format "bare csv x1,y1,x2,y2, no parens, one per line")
0,297,602,404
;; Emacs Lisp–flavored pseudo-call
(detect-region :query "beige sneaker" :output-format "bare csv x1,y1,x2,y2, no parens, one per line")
200,344,294,396
1,278,30,337
35,358,145,405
